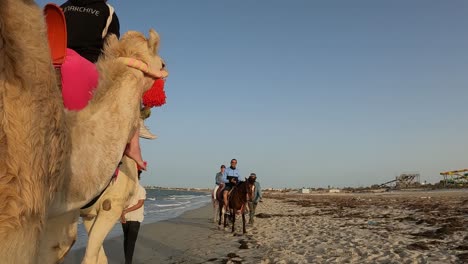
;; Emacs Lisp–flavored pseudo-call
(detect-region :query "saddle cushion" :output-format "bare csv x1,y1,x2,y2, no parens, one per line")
61,48,98,111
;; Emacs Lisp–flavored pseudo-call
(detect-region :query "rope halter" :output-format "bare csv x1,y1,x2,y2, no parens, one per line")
117,57,168,79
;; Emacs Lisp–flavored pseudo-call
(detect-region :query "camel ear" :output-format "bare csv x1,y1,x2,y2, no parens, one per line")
148,29,160,55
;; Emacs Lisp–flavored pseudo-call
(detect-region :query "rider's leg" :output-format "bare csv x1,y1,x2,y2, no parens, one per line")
223,190,229,211
248,202,254,223
124,129,146,170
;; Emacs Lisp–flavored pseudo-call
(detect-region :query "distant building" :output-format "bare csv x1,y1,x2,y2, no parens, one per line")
329,189,341,193
300,188,310,194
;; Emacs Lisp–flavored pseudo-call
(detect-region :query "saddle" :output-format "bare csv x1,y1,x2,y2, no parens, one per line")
44,4,98,110
44,4,66,67
45,5,167,111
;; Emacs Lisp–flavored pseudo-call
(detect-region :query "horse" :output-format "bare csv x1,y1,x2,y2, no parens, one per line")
211,185,221,223
218,180,254,234
214,184,228,226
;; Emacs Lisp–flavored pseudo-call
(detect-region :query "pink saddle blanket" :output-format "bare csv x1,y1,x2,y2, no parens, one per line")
61,48,98,111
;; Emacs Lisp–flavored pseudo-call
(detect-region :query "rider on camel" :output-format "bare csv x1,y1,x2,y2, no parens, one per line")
60,0,165,170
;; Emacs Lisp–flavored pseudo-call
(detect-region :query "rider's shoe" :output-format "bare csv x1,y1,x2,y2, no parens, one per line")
139,119,157,139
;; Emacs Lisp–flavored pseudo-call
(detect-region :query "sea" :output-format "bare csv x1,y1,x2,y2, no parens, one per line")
72,188,211,250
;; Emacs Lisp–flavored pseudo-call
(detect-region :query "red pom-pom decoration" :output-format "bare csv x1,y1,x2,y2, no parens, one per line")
142,79,166,108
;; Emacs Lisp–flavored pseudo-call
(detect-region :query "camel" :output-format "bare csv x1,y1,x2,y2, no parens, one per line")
40,29,167,263
0,1,70,263
40,28,167,264
80,157,139,264
0,1,167,263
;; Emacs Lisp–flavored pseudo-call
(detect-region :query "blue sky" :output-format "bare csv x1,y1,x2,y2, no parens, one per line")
37,0,468,188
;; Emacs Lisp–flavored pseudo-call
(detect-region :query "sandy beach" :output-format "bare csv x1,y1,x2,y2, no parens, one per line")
64,189,467,264
63,205,257,264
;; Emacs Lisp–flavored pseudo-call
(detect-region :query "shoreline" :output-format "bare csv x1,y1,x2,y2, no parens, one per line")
63,189,468,263
63,203,215,264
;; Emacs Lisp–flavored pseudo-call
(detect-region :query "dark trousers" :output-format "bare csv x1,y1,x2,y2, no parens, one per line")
248,202,258,223
121,221,141,264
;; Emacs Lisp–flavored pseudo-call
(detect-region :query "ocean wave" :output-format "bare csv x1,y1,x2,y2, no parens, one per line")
72,190,211,251
145,206,188,214
167,195,198,200
153,203,182,208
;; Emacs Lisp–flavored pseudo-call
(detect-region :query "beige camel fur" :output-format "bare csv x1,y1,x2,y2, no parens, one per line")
0,1,167,263
39,30,166,264
80,157,139,264
0,1,70,263
39,32,166,264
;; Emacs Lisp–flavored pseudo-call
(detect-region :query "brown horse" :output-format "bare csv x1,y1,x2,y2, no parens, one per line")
219,180,254,234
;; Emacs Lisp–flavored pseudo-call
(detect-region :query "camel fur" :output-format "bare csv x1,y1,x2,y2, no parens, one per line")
0,1,70,263
79,157,139,264
39,30,166,264
0,0,167,263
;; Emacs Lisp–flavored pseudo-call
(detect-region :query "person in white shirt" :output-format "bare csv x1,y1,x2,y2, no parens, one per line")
120,174,146,264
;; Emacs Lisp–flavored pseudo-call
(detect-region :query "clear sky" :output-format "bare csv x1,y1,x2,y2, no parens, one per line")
37,0,468,188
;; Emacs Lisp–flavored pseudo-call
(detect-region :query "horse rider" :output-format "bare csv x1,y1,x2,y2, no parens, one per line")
222,159,241,211
213,164,226,201
215,164,226,187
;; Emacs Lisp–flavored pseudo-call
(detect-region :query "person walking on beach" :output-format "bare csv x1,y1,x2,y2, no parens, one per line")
120,172,146,264
247,173,262,225
222,159,241,211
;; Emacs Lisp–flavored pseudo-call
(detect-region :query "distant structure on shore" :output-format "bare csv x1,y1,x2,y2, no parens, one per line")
440,169,468,186
378,173,421,189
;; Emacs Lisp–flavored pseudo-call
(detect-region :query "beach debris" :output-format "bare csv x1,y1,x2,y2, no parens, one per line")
256,213,273,218
411,226,450,240
222,253,243,264
407,242,430,250
231,257,243,263
455,244,468,250
398,215,418,222
239,239,249,249
457,252,468,262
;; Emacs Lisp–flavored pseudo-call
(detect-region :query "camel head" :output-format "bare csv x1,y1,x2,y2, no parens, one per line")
100,29,168,95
